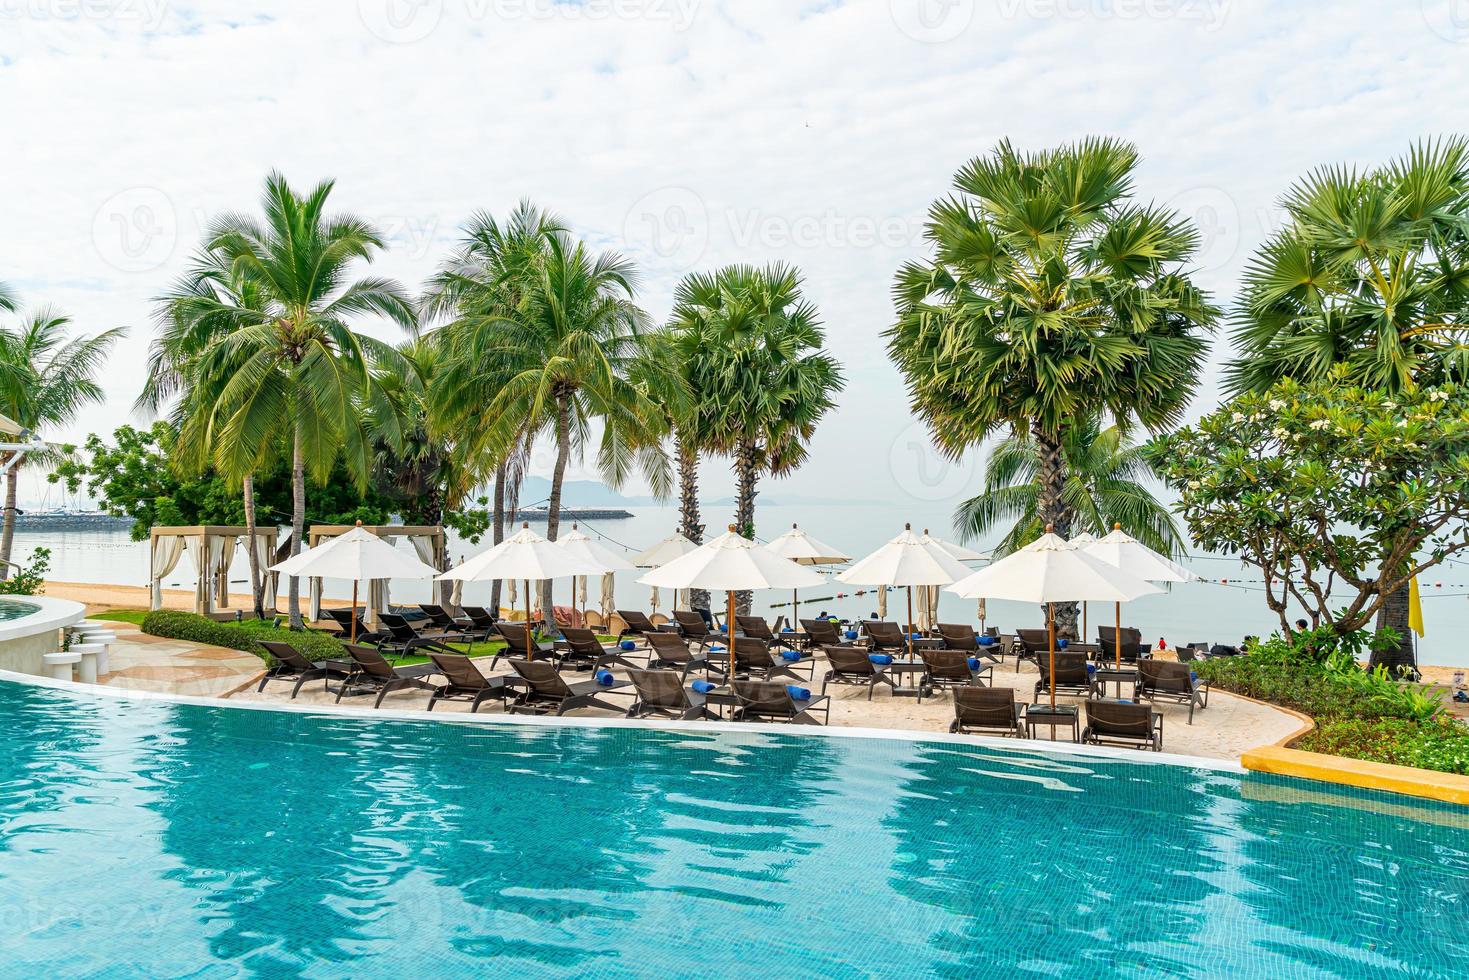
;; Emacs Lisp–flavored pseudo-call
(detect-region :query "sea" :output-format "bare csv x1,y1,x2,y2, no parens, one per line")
14,503,1469,668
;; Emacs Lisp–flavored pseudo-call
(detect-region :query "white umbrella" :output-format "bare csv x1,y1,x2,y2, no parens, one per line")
632,530,700,615
1084,523,1197,667
948,528,1161,706
764,523,850,625
559,524,635,624
1068,531,1098,640
919,530,990,563
641,526,824,676
439,523,606,656
269,523,440,642
839,524,973,658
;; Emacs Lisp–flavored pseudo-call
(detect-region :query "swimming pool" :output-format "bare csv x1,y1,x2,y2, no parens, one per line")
0,680,1463,977
0,598,39,622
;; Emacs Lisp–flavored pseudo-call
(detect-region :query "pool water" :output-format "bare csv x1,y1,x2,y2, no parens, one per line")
0,599,39,623
0,681,1464,977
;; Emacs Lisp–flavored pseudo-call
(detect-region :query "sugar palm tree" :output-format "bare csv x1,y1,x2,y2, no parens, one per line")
0,305,124,577
1228,136,1469,672
957,416,1182,558
677,264,843,612
148,172,415,626
430,204,670,614
887,137,1217,635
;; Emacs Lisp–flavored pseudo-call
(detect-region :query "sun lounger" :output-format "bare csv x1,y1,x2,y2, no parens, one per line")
919,648,992,701
801,618,851,647
935,623,1001,663
419,604,490,646
377,613,462,660
616,610,662,640
462,607,499,632
255,640,347,697
821,645,897,700
735,615,795,652
673,610,720,652
1135,659,1210,723
494,622,557,667
624,668,718,720
862,620,908,653
1034,652,1095,700
557,626,644,671
1082,700,1163,751
425,652,507,713
949,687,1025,737
322,608,385,644
338,644,440,708
709,637,813,683
730,679,830,725
1014,629,1053,672
644,631,708,679
505,659,632,716
1098,626,1152,664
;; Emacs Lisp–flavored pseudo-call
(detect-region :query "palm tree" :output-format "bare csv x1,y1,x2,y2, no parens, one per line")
887,137,1217,635
1228,136,1469,672
957,416,1182,558
430,204,670,615
149,172,415,626
0,304,124,577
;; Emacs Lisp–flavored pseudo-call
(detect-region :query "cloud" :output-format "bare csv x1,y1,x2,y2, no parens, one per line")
4,0,1469,510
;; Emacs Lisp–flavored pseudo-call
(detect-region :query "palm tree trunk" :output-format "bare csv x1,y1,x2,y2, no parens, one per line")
0,462,16,581
1371,575,1419,679
676,433,709,613
733,437,759,615
541,389,572,627
243,472,264,619
1035,426,1078,638
287,429,306,629
490,461,506,615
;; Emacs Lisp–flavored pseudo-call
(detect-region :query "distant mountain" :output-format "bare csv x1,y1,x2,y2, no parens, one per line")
516,477,661,507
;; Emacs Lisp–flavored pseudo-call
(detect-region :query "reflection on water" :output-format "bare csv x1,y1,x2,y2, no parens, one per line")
0,681,1465,977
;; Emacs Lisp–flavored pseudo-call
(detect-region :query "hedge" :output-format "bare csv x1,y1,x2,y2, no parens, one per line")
1297,718,1469,776
141,610,345,664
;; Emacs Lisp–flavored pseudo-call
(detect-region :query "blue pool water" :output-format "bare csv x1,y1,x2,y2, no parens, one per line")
0,599,39,623
0,681,1465,977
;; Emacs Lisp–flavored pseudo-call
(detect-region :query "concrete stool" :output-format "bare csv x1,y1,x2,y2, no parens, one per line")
72,631,115,674
70,643,106,684
43,652,80,682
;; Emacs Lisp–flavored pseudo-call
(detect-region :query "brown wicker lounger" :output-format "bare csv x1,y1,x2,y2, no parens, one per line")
708,637,812,683
1082,700,1163,751
1034,651,1095,700
644,631,709,679
821,645,896,700
1135,660,1210,723
256,640,347,698
505,659,633,716
426,652,507,713
339,644,440,708
557,626,644,672
919,648,992,701
624,668,718,720
730,679,830,725
950,687,1025,737
616,610,661,638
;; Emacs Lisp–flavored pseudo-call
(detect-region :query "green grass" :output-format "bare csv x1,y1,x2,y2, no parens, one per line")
93,609,149,626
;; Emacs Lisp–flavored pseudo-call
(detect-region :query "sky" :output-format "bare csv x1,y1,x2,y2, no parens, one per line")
5,0,1469,513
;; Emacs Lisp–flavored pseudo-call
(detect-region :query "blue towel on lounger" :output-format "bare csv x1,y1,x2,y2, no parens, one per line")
1190,671,1199,684
781,650,802,662
844,630,859,640
787,686,812,702
967,657,981,670
979,636,995,647
692,680,716,694
1058,639,1068,649
619,640,637,651
595,670,615,687
782,626,794,633
1086,664,1097,675
709,644,726,652
870,654,893,666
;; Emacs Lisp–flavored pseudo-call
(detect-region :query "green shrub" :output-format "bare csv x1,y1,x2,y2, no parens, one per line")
0,548,50,596
1297,719,1469,776
141,610,345,664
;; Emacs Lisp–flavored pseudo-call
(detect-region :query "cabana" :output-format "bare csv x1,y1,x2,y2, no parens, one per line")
149,526,280,614
303,525,447,626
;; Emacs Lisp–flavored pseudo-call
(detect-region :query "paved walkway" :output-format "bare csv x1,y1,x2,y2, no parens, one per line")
93,621,263,698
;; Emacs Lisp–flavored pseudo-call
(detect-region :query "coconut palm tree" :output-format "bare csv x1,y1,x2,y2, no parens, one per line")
675,264,843,613
1228,136,1469,672
957,416,1182,558
430,204,670,615
0,305,124,577
887,137,1217,635
149,172,415,626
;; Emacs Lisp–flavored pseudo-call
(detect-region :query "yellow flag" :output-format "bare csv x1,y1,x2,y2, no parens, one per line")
1409,576,1425,638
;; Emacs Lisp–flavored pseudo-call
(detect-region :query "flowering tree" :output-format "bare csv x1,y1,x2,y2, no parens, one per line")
1149,377,1469,674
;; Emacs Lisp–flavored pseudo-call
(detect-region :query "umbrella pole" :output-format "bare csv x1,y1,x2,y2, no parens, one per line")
1083,601,1088,646
350,581,358,643
793,588,798,629
1048,601,1057,710
906,586,915,660
525,578,533,662
727,589,736,679
1115,601,1121,670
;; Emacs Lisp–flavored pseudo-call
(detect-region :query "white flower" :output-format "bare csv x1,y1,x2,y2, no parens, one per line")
1271,427,1290,439
1231,412,1246,424
1269,399,1287,411
1431,391,1449,402
1383,401,1397,410
1187,480,1202,490
1310,419,1330,430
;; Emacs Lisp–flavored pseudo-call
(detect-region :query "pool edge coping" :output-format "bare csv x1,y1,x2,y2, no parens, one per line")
0,596,86,643
0,667,1247,774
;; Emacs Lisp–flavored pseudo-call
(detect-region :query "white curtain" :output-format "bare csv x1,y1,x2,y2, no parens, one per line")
150,535,185,610
207,535,236,613
600,572,615,618
181,537,205,614
254,533,276,612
